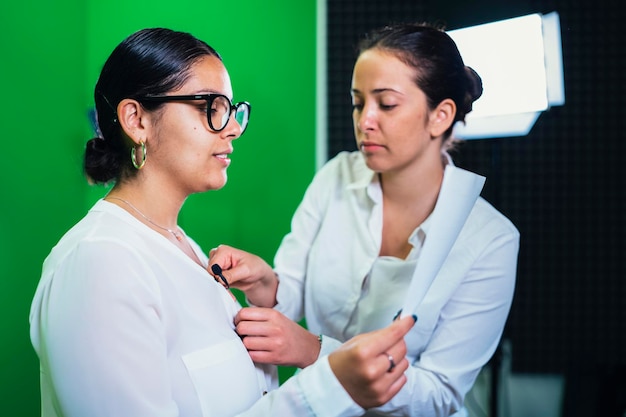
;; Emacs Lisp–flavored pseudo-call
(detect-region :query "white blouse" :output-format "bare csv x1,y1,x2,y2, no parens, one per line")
274,151,520,416
30,200,364,417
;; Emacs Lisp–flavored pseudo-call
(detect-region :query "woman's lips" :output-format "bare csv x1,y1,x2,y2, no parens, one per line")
214,152,231,166
360,142,385,152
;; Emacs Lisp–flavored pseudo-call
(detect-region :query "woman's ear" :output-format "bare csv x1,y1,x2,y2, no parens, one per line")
428,99,456,138
117,99,148,145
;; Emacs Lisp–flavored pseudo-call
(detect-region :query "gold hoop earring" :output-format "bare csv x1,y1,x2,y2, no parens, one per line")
131,141,147,169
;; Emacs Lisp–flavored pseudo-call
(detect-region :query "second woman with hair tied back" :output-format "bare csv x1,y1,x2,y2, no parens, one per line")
209,22,520,416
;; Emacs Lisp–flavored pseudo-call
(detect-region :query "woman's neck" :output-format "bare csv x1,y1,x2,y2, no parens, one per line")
106,181,185,231
379,151,445,208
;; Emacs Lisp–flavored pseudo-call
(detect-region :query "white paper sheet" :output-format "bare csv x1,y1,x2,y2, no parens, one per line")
400,165,485,316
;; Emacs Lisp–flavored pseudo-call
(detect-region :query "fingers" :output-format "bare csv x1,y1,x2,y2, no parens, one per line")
208,245,253,287
378,361,409,403
355,315,416,358
379,347,408,377
383,351,397,373
208,246,274,291
383,314,416,344
235,307,321,367
236,317,276,340
328,316,416,409
235,308,278,362
234,306,274,326
235,308,287,350
208,245,235,286
372,316,414,376
208,244,234,269
369,354,409,404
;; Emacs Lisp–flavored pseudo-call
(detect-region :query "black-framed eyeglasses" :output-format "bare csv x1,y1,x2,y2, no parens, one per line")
138,94,251,133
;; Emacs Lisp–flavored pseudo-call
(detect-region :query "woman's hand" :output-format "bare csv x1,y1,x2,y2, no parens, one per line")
208,245,278,307
235,307,320,369
329,315,416,410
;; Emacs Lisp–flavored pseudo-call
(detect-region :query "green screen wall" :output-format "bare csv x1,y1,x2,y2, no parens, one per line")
0,1,316,415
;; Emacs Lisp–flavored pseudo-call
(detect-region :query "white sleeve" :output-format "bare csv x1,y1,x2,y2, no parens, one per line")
273,156,340,321
234,356,364,417
318,335,343,358
33,240,180,417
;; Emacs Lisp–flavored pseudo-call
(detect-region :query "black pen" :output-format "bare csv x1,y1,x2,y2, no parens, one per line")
210,264,230,289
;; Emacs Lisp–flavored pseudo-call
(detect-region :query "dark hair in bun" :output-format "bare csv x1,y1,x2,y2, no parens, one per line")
358,22,484,143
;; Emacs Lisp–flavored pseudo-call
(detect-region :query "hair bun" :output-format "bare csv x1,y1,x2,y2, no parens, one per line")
465,66,483,102
83,137,120,184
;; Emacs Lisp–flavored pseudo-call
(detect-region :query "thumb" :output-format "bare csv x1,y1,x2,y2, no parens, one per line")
369,315,417,353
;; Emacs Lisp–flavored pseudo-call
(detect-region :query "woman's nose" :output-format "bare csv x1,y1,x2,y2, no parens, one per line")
357,106,377,131
222,113,243,140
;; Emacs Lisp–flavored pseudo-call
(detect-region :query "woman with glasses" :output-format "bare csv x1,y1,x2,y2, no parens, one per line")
209,22,520,416
29,27,417,417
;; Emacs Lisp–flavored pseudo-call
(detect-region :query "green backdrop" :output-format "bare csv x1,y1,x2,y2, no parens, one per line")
0,1,316,415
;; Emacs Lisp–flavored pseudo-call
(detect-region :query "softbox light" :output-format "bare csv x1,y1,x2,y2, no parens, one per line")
449,12,565,139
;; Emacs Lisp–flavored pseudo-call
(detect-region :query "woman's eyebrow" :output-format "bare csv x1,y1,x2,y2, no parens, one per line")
351,87,401,95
